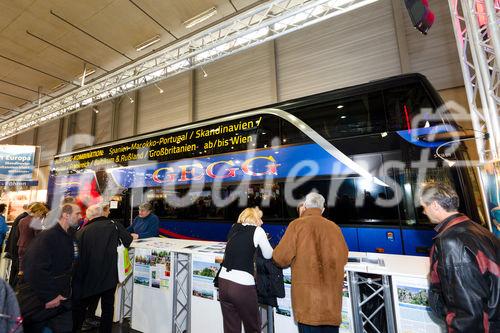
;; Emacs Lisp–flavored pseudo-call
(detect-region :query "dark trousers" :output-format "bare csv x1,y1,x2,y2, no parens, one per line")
86,297,99,319
23,309,72,333
73,286,116,333
298,323,339,333
218,278,261,333
8,259,19,288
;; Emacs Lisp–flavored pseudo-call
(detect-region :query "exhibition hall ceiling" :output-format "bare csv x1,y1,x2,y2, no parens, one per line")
0,0,263,121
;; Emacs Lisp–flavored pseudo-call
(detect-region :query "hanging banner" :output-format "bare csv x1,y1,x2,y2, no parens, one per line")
0,145,36,181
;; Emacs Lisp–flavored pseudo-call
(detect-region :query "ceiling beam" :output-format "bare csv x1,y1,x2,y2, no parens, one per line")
26,30,109,72
0,53,76,85
128,0,178,40
0,79,54,98
50,10,133,61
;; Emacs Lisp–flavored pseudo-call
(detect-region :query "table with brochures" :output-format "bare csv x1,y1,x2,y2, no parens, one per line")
127,238,444,333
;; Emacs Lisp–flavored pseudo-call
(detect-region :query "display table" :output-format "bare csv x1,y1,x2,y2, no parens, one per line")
129,238,445,333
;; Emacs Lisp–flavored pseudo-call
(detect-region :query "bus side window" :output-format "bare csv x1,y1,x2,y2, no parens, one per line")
281,92,385,144
384,84,435,132
396,167,464,226
282,177,399,225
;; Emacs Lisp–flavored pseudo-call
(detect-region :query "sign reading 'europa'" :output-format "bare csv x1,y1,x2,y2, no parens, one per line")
0,145,36,180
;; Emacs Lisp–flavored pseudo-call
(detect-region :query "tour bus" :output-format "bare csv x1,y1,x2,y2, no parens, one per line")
49,73,483,256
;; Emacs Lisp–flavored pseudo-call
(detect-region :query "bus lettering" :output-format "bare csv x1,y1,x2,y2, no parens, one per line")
229,135,252,145
206,160,238,179
152,167,176,183
178,163,204,181
241,156,278,176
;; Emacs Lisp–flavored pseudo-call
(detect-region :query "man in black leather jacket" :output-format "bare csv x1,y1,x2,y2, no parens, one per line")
420,182,499,332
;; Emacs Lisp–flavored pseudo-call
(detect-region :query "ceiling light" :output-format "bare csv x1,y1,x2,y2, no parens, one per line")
93,107,99,114
340,115,346,119
135,35,161,52
200,66,208,78
184,7,217,29
154,83,164,94
337,105,344,109
77,68,96,80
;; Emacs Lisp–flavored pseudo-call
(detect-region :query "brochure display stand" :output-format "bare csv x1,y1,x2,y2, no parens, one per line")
130,239,177,332
129,239,443,333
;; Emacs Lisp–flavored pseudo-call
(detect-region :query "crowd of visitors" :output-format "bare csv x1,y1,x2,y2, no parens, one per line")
0,198,159,333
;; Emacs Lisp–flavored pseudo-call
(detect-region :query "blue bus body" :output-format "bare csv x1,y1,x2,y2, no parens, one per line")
49,74,482,256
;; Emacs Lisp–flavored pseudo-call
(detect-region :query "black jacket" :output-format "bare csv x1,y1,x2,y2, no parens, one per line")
23,223,75,303
429,213,500,333
75,217,132,299
5,211,28,260
255,249,285,307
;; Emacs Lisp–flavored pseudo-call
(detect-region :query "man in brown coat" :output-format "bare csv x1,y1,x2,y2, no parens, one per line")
273,192,348,333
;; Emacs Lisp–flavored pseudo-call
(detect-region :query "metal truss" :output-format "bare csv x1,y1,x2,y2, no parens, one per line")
118,249,135,323
260,305,274,333
172,252,191,333
0,0,379,139
448,0,500,162
119,270,134,323
348,272,396,333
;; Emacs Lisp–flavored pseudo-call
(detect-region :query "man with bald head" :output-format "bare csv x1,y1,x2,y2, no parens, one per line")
22,203,81,332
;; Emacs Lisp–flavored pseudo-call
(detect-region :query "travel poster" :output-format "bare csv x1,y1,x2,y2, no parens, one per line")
192,255,219,300
151,249,171,290
340,276,354,333
133,248,152,287
276,268,292,317
392,276,445,333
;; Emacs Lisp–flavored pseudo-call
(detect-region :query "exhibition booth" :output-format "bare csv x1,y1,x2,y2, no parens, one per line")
127,238,445,333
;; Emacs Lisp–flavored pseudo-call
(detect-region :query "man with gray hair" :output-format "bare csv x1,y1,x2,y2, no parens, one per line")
127,202,159,239
73,203,132,332
273,192,348,333
420,182,499,333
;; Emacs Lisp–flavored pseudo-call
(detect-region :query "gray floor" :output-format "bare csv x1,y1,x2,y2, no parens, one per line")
84,319,140,333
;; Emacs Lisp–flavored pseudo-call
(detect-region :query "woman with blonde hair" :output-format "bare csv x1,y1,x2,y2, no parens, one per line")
218,207,273,333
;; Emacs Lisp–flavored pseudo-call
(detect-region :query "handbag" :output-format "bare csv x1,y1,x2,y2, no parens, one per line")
213,265,222,288
117,240,132,283
111,220,132,283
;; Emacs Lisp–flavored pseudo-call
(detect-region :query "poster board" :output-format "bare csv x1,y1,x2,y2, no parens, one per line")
273,270,354,333
191,253,223,333
0,145,36,182
131,247,173,332
391,275,445,333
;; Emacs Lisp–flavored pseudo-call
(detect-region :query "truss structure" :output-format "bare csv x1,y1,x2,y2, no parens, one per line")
172,252,191,333
0,0,379,139
349,272,396,333
448,0,500,162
